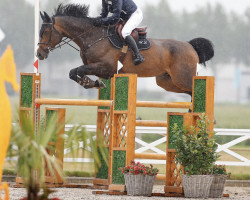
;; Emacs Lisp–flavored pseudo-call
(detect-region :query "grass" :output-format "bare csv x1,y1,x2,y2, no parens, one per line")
214,104,250,129
64,170,94,177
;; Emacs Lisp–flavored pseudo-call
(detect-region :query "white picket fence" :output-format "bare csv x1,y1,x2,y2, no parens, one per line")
7,125,250,167
63,125,250,167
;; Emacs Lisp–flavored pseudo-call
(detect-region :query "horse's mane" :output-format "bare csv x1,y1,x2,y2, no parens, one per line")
54,4,90,18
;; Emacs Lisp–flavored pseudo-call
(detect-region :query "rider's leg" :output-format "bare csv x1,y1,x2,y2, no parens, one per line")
122,8,145,65
124,36,145,65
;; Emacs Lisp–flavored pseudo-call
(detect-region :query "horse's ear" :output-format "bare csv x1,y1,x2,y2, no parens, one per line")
40,11,45,21
43,11,51,23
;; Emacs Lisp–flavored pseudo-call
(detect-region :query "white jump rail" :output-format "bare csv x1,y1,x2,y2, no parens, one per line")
64,125,250,166
215,129,250,166
9,125,250,166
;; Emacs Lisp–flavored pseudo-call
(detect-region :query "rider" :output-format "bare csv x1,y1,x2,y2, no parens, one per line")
94,0,145,66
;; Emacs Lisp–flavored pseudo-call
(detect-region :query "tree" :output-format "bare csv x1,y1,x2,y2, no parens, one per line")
143,0,250,67
144,0,178,39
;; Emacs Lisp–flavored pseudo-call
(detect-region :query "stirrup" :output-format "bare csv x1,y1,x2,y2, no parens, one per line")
133,54,145,66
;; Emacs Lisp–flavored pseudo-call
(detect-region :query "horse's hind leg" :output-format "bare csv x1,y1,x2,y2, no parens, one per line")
156,73,192,96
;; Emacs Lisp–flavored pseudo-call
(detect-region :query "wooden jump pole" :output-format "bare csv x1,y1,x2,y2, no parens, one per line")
135,120,167,127
134,153,166,160
35,98,112,107
136,101,191,109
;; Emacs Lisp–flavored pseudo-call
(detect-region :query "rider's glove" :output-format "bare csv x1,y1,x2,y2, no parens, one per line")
93,17,103,27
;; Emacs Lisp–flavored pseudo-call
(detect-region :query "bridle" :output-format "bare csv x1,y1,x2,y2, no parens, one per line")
38,17,113,54
38,20,83,53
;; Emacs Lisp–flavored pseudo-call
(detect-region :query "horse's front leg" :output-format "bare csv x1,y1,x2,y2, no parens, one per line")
69,63,115,89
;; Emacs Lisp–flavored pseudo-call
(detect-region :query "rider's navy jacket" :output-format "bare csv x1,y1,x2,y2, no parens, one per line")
100,0,137,26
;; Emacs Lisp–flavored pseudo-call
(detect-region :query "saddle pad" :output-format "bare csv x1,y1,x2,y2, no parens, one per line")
107,26,151,50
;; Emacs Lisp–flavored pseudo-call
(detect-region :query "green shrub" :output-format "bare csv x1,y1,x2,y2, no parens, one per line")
172,114,219,175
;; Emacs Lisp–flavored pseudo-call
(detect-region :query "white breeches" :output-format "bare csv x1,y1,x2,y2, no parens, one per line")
121,8,143,38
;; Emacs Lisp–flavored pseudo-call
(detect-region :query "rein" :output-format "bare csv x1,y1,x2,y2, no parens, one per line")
82,28,113,52
38,19,113,53
38,21,95,52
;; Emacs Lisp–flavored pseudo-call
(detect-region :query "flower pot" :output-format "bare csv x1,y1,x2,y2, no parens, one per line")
209,174,227,198
181,174,214,198
124,174,156,196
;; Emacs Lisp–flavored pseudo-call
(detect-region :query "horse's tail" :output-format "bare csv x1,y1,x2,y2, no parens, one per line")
188,38,214,66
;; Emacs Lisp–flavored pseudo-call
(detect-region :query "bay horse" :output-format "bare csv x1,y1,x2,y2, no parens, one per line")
37,4,214,96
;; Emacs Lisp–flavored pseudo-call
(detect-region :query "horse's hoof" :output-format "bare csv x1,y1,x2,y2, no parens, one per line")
83,82,95,89
94,80,106,89
83,85,91,89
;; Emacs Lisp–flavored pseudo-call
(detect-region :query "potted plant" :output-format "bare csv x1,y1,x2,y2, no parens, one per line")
209,164,231,198
8,113,106,200
119,160,159,196
172,114,219,198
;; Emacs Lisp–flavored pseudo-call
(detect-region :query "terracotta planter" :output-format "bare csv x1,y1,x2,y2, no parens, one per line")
209,174,227,198
124,174,156,196
181,174,214,198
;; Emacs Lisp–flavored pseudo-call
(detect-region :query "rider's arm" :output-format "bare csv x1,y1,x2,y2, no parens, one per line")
100,0,109,18
101,0,122,26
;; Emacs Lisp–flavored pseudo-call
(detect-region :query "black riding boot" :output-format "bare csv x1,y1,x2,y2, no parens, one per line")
124,35,145,66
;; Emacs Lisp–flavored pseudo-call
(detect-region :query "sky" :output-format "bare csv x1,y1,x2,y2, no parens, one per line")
26,0,250,16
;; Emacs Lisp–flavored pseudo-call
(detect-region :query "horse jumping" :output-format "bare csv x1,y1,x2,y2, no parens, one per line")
37,4,214,96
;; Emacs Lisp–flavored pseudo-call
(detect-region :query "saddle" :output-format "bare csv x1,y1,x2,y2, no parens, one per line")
107,22,151,50
116,23,148,42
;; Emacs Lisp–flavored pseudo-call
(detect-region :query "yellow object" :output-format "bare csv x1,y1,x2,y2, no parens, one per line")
0,45,19,200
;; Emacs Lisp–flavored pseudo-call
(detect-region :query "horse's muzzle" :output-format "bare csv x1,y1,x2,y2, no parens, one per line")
36,47,49,60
